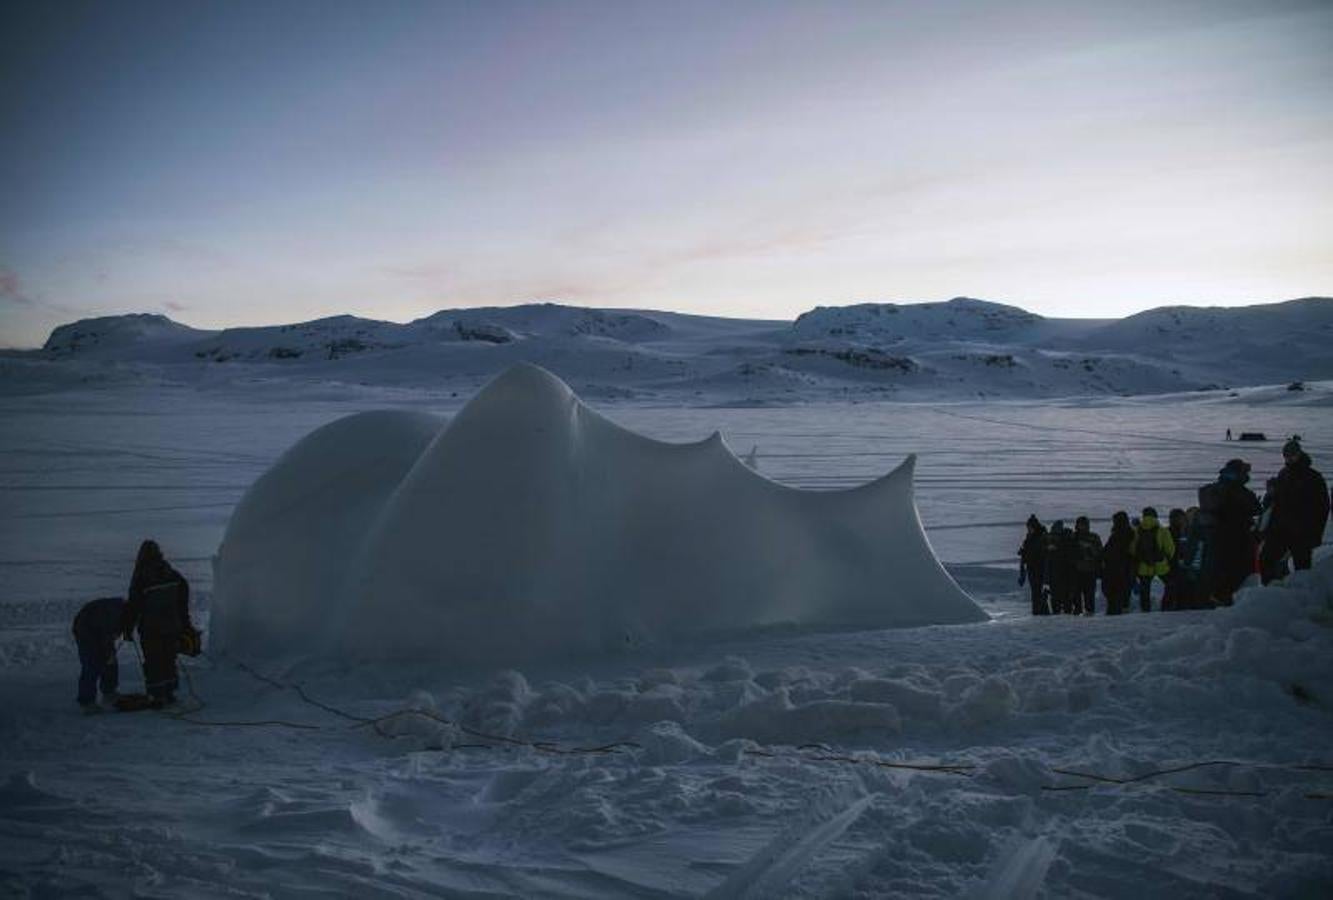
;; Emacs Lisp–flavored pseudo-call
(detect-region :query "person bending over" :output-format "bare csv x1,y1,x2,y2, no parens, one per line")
72,596,127,712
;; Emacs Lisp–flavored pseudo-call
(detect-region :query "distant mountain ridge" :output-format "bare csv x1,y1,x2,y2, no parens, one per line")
18,297,1333,401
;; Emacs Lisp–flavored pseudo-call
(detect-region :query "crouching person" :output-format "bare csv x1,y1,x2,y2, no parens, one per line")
124,540,194,706
72,596,126,712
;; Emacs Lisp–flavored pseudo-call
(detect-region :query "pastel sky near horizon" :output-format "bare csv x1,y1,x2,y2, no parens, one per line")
1,0,1330,348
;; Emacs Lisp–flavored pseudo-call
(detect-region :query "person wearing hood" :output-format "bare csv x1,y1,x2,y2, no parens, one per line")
1018,515,1049,615
1043,520,1077,614
1129,507,1174,612
1101,511,1135,615
1260,439,1329,583
1071,516,1103,616
1161,508,1190,610
123,540,194,705
1197,459,1262,605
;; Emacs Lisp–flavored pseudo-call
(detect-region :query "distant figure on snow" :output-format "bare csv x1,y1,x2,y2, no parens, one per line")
1018,515,1049,615
1071,516,1103,615
72,596,127,713
1260,439,1329,582
1197,459,1261,605
1226,428,1232,441
1129,507,1174,612
124,540,195,705
1101,511,1135,615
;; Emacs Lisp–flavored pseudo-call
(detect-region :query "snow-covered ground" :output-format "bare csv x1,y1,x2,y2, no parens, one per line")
2,375,1332,897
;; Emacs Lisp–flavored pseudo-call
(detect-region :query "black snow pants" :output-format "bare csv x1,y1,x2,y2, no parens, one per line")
140,633,179,700
1029,574,1048,615
1102,577,1129,615
1049,579,1073,615
1075,575,1096,615
1137,575,1161,612
1260,536,1313,584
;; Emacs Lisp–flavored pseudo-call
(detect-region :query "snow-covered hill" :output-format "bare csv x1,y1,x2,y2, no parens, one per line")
42,313,213,358
791,297,1054,343
13,297,1333,401
1075,298,1333,385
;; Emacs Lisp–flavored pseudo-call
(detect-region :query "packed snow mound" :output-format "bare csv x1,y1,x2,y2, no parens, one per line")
212,364,983,665
211,410,446,655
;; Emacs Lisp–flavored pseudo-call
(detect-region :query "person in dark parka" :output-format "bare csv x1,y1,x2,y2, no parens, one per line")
1018,515,1049,615
1101,511,1135,615
1260,439,1329,582
1071,516,1103,615
72,596,126,711
1161,508,1190,610
1198,459,1261,605
1044,520,1077,614
123,540,193,704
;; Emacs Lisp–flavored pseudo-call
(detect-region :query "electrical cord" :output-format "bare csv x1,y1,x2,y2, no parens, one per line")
122,644,1333,798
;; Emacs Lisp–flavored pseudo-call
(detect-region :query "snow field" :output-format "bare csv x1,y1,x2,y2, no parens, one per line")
2,380,1332,896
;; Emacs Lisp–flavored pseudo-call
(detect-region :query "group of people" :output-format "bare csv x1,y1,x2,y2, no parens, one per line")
1018,437,1330,616
72,539,199,713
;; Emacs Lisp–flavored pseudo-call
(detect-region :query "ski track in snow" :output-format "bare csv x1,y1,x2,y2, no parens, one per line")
1,382,1332,897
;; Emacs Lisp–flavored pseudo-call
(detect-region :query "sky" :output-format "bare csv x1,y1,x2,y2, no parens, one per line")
1,0,1330,348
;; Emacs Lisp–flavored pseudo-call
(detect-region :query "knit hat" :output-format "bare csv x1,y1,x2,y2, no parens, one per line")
1142,507,1158,519
1220,458,1251,476
1283,437,1303,458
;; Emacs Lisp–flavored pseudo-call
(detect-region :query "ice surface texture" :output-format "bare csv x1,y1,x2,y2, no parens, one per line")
212,364,983,664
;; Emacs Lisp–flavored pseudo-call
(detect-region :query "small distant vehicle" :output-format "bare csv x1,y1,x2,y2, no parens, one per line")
1237,432,1268,442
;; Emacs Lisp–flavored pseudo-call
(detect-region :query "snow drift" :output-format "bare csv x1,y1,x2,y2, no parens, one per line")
212,363,983,665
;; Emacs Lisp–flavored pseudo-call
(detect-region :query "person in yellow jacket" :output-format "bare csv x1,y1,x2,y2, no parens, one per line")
1129,506,1175,612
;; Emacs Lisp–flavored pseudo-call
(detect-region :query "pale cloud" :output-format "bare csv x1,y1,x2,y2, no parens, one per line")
0,266,35,307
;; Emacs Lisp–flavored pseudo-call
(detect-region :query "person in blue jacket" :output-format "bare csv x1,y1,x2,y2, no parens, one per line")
72,596,127,712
